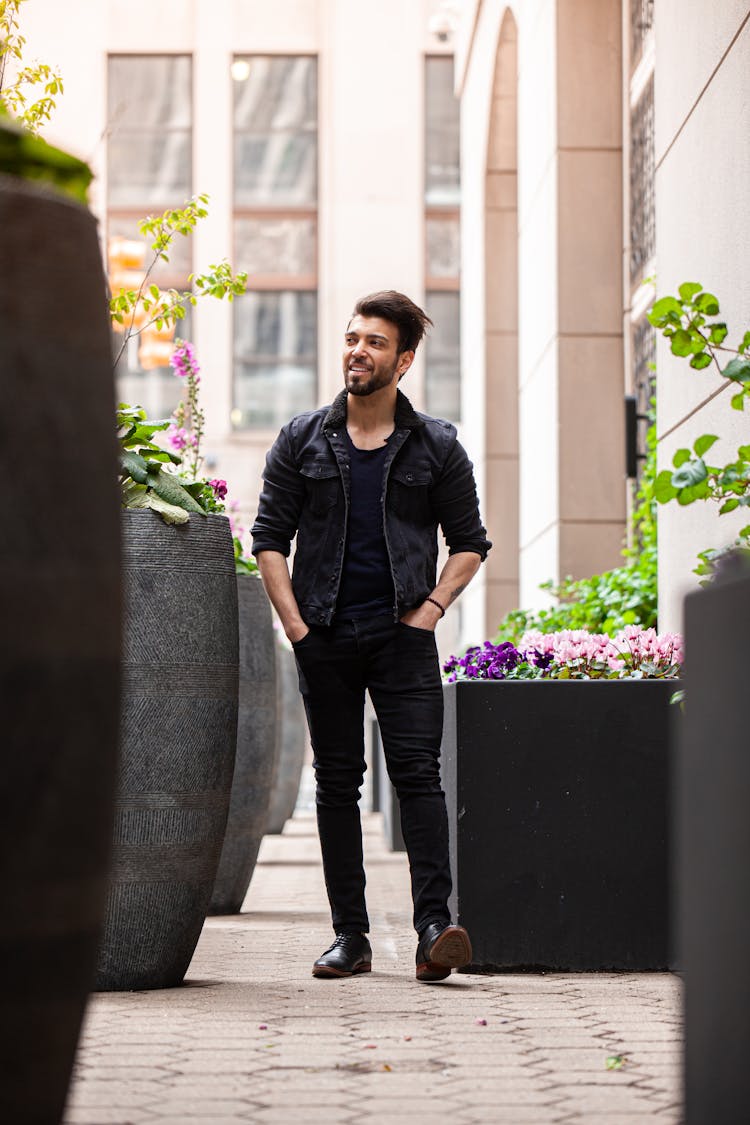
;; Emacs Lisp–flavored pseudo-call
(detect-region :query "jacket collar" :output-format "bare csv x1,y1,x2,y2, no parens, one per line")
322,388,424,433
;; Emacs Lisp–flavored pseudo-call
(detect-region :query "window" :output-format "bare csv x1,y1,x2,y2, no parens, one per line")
232,56,318,430
107,55,193,412
425,56,460,422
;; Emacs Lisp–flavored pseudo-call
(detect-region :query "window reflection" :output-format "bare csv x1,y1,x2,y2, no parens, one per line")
232,56,318,429
107,56,192,206
234,292,317,429
426,56,460,206
425,291,460,423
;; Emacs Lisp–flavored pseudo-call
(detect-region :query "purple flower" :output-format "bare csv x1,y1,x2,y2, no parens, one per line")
210,478,228,501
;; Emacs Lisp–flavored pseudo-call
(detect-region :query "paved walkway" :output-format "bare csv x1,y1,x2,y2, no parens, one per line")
65,810,683,1124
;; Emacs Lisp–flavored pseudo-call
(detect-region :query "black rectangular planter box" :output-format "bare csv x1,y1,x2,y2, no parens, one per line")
441,679,675,971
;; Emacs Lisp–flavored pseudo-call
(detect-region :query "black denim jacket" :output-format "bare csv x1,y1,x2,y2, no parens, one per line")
251,389,492,626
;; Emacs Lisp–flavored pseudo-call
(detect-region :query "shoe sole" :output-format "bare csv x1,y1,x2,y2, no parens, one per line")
312,961,372,978
416,926,472,983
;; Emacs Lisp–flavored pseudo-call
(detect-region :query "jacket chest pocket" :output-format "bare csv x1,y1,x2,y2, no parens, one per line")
300,457,340,516
389,463,433,523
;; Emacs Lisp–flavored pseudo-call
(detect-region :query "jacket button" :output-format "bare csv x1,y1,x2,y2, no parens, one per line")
406,472,413,481
318,614,325,622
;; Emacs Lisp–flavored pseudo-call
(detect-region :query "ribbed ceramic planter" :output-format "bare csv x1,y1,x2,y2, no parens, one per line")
266,642,307,834
0,176,121,1125
209,575,277,914
442,679,674,971
95,510,238,991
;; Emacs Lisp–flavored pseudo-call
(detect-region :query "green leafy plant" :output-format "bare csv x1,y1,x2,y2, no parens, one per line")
648,283,750,578
234,535,259,576
0,114,92,202
0,0,63,134
110,194,247,365
226,502,259,576
0,4,90,203
495,428,658,644
111,202,247,525
118,404,212,526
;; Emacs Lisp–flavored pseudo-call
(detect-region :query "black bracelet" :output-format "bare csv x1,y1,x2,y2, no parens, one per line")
425,596,446,618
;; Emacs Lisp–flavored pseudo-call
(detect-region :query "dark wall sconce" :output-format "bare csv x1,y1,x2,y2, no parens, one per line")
625,394,649,479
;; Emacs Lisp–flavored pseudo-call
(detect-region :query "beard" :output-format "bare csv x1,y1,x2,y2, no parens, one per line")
344,357,399,397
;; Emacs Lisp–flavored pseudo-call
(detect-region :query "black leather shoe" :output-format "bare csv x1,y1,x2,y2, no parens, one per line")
416,922,472,982
312,932,372,978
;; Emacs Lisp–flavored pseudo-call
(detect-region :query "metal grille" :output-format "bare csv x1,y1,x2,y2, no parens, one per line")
630,76,655,284
632,315,656,481
631,0,655,70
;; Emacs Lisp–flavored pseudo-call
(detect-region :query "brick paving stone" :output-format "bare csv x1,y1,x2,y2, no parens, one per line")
63,811,683,1124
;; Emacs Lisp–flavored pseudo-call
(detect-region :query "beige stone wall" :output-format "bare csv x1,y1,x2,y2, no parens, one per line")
458,0,626,638
654,3,750,629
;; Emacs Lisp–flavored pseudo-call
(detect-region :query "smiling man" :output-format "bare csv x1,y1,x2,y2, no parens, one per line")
251,290,491,982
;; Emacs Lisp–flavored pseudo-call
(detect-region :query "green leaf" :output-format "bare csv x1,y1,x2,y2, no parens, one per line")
655,470,679,504
672,448,692,468
689,352,712,370
695,292,720,315
731,392,746,411
678,281,703,303
605,1054,626,1070
670,329,694,357
723,357,750,384
121,450,149,484
739,331,750,355
709,322,728,346
693,434,719,458
144,493,190,525
648,296,682,325
719,498,740,514
671,459,707,489
147,469,207,515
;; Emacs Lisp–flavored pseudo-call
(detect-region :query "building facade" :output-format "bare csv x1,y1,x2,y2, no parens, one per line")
457,0,750,633
16,0,750,642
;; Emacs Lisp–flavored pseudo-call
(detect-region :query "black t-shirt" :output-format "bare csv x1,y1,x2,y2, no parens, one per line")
334,430,394,619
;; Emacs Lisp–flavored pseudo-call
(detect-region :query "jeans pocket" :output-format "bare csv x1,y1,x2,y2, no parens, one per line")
292,629,315,650
398,620,435,638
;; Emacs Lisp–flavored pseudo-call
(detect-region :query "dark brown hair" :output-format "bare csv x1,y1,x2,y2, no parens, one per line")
352,290,433,353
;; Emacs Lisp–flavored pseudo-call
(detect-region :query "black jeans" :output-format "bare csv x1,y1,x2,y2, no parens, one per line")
292,615,452,936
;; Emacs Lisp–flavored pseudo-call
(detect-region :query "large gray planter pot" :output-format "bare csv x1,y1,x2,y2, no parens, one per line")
95,510,238,991
679,561,750,1124
442,679,675,971
266,642,307,833
0,176,121,1124
209,575,277,914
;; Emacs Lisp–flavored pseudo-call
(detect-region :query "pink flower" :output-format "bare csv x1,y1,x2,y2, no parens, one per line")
171,340,200,379
168,426,189,451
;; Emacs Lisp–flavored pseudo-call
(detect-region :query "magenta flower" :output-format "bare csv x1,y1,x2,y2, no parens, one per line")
171,340,201,380
210,478,228,501
168,426,189,451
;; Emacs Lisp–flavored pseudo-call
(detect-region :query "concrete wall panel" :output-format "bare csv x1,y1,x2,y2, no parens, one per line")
558,335,627,524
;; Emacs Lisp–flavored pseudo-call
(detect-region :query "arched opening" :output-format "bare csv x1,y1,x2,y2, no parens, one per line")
483,7,519,632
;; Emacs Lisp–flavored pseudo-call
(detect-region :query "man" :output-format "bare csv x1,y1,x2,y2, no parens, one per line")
251,291,491,982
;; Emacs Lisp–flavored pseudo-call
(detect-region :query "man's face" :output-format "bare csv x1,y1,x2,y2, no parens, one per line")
342,315,412,396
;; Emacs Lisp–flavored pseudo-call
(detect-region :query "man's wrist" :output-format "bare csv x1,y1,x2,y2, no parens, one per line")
424,595,446,618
